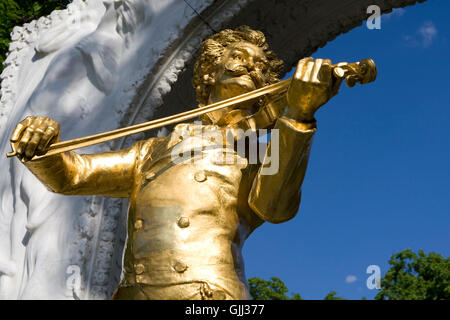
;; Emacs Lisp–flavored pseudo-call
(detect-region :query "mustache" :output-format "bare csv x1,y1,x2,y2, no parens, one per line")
224,61,248,76
224,62,265,88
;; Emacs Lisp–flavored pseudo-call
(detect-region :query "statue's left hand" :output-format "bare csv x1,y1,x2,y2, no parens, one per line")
285,57,336,122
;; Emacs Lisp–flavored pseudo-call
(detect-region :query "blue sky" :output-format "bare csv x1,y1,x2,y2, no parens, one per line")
243,0,449,300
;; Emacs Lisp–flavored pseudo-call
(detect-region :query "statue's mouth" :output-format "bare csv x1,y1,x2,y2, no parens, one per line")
219,74,257,93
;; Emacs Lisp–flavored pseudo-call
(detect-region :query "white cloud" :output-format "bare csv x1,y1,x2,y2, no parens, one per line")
404,21,438,48
418,21,437,47
345,275,357,283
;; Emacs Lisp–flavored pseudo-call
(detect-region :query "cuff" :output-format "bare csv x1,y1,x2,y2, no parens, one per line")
278,115,317,132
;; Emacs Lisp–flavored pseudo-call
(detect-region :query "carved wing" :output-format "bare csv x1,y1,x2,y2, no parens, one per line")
0,0,427,299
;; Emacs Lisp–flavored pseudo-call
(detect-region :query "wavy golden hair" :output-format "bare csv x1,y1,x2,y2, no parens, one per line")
193,26,284,106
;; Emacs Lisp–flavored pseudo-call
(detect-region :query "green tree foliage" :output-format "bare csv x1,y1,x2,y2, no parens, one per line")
248,276,344,300
323,291,345,300
249,249,449,300
375,249,450,300
248,277,303,300
0,0,70,71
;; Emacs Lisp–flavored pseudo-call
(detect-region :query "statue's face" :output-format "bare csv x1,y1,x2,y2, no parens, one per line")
206,41,268,125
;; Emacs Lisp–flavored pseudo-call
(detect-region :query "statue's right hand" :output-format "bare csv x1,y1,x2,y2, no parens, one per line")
10,116,60,161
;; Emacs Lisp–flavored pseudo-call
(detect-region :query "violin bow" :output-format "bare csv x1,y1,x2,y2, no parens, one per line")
6,58,377,161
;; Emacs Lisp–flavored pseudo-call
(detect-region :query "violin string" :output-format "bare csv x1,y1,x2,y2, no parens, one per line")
183,0,218,34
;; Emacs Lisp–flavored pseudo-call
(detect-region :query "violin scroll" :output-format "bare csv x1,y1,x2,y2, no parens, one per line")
333,58,377,88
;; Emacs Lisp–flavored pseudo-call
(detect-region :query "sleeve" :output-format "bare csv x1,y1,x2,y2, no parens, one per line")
24,140,151,198
248,116,316,223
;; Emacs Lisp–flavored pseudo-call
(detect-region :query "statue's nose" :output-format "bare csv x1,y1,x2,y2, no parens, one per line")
246,57,256,71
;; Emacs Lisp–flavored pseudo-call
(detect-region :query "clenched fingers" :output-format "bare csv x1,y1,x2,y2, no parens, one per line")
36,126,58,155
10,116,60,160
294,58,333,85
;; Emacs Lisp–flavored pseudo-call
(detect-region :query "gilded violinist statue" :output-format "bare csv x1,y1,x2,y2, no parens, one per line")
8,26,376,299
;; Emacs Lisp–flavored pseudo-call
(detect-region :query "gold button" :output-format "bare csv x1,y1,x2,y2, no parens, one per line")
194,171,207,182
177,217,190,228
134,219,143,230
134,263,145,275
174,261,188,273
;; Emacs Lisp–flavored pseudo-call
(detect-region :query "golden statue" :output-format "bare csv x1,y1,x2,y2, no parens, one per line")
7,26,376,300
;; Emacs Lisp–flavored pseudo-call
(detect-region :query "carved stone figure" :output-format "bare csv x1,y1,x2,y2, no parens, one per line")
0,0,155,299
